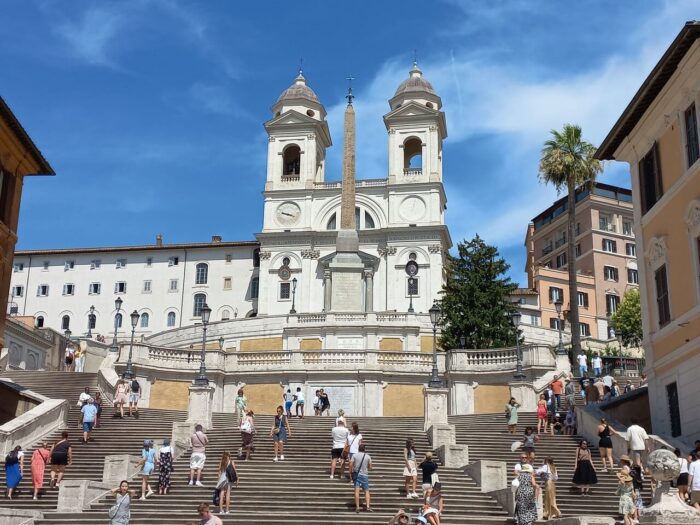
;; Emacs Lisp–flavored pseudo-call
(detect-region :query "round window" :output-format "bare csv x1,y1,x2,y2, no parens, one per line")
306,109,315,117
282,257,291,266
426,102,434,109
409,252,417,261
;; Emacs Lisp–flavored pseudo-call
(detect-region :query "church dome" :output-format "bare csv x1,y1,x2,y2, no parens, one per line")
276,72,320,105
394,63,436,97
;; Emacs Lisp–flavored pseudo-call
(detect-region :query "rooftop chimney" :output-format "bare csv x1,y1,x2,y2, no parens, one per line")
156,234,163,246
211,235,222,243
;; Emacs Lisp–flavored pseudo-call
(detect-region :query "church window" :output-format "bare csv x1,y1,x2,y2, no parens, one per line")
251,277,259,299
193,293,207,317
326,213,337,230
61,315,70,330
253,248,260,268
306,109,315,117
409,252,417,261
407,277,419,296
115,313,123,329
221,309,230,321
140,313,149,328
364,211,375,229
426,102,434,109
35,316,44,328
403,137,422,171
167,312,176,327
282,257,291,266
195,263,208,285
279,282,291,300
282,144,301,176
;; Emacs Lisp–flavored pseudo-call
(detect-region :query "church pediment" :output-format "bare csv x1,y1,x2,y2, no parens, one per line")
264,110,332,146
383,102,447,137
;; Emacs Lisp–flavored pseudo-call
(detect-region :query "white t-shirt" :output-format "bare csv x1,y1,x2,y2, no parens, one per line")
347,432,362,454
592,357,602,369
577,354,587,366
295,391,304,403
679,457,689,474
689,459,700,490
331,426,349,449
626,425,649,451
602,375,613,388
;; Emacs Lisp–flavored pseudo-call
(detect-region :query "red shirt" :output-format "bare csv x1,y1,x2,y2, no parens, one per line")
551,380,563,395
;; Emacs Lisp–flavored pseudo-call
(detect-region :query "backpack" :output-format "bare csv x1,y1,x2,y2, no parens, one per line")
225,463,237,483
5,451,18,465
131,380,140,393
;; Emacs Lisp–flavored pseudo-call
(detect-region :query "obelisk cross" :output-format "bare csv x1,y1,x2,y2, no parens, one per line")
346,75,354,105
340,76,356,230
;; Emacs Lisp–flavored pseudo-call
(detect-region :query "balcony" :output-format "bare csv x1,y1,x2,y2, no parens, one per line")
403,168,422,176
599,223,616,232
281,175,300,182
554,237,567,248
542,245,553,256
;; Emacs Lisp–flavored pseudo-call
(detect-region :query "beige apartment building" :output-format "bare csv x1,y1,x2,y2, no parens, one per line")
524,183,638,341
595,22,700,442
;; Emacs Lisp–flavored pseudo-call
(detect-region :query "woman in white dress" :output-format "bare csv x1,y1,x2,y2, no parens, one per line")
403,439,419,499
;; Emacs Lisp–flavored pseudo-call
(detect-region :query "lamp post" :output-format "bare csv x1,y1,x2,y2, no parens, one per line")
64,329,71,340
87,305,95,338
428,303,442,387
110,297,123,352
554,298,565,355
459,335,465,349
617,332,625,372
512,310,525,380
194,303,212,386
124,310,140,379
407,277,416,313
289,278,298,314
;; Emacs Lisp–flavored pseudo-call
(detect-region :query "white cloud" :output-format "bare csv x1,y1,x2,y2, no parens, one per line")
54,5,125,66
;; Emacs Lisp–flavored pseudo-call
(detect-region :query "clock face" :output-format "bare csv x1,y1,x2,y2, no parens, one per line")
400,196,426,222
275,202,301,226
405,261,419,276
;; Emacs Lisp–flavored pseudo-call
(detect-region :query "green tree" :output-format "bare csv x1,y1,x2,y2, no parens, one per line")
539,124,603,353
438,235,518,349
611,288,643,348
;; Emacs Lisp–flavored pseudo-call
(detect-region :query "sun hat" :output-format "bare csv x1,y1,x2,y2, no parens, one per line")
414,517,428,524
520,464,534,473
619,454,632,463
616,471,633,482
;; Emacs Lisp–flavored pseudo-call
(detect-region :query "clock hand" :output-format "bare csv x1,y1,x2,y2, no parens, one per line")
281,212,294,217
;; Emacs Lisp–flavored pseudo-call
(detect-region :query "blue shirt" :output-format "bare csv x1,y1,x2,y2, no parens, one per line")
81,404,97,423
142,448,156,464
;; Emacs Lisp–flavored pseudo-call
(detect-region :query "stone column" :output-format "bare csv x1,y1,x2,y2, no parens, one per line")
323,270,332,312
186,383,215,431
364,270,374,312
102,455,142,486
424,387,450,430
509,381,538,411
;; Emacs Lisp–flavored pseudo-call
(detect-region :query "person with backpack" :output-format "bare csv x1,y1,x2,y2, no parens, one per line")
270,405,291,462
239,410,256,461
5,446,24,499
128,378,141,418
215,451,238,514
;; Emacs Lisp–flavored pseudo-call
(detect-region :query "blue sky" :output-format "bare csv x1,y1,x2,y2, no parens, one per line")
2,0,697,286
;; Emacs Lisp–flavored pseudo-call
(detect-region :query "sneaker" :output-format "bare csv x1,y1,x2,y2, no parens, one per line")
139,496,146,501
188,480,194,486
280,455,285,460
195,481,204,487
146,490,154,498
273,457,279,462
406,494,413,499
329,475,334,479
411,492,420,499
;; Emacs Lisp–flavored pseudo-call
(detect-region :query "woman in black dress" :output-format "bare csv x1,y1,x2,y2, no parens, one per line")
597,418,617,472
572,439,598,495
158,439,173,495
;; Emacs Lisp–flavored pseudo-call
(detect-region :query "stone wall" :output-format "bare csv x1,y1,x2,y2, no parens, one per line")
149,379,190,411
244,383,283,414
0,382,40,425
299,338,322,350
240,337,283,351
474,384,511,414
383,384,424,416
600,387,650,430
379,337,403,351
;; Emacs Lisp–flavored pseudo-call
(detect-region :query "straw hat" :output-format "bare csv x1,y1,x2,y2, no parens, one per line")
520,464,534,473
616,471,633,483
619,455,632,464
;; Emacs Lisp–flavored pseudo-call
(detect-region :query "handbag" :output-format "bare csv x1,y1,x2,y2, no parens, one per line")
273,416,283,435
108,494,126,519
342,434,358,460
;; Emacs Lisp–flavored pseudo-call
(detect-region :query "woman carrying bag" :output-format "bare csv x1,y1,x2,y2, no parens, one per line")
270,405,291,462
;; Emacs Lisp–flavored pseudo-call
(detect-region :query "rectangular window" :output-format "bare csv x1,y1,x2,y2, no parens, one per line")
62,284,75,296
575,223,581,236
279,282,291,300
168,256,179,267
606,294,620,316
685,103,699,167
599,214,614,232
13,262,24,272
666,382,682,438
530,315,540,327
548,287,563,303
407,277,419,295
223,277,232,290
622,220,633,236
90,259,101,270
42,261,49,270
37,284,49,297
626,243,636,257
114,281,127,294
575,244,581,258
602,239,617,253
579,323,591,337
627,268,639,284
639,143,663,215
225,254,232,264
11,285,24,297
169,279,179,292
116,258,127,269
655,265,671,327
549,318,564,330
64,260,75,271
146,257,153,267
89,282,101,295
555,252,567,268
604,266,619,281
577,291,589,308
143,280,152,293
251,277,259,299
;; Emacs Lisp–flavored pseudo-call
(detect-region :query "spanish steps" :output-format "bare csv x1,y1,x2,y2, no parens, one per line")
0,370,643,523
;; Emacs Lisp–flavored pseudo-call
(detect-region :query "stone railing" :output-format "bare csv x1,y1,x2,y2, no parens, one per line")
302,351,365,367
314,178,387,189
238,351,292,369
376,313,408,322
296,314,327,324
446,345,552,373
289,312,418,326
403,168,422,176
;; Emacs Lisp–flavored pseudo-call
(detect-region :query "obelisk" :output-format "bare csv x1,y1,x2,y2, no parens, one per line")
329,82,364,312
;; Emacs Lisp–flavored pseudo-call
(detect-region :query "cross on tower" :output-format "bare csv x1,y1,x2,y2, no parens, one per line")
346,75,355,105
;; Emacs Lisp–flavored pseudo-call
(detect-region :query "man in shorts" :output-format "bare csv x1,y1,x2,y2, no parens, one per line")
129,378,141,418
80,398,97,444
189,424,208,486
688,452,700,511
294,387,305,418
576,352,588,378
350,443,372,513
626,417,650,468
330,419,349,479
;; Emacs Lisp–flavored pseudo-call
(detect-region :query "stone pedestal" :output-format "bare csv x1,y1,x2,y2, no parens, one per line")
0,508,44,525
186,383,215,431
172,421,195,460
639,484,700,523
509,381,538,411
329,230,364,312
424,387,449,431
102,454,142,486
436,442,469,468
464,460,507,493
555,353,572,374
57,479,112,512
448,381,477,415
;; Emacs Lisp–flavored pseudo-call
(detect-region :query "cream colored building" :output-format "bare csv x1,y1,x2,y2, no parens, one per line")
595,22,700,442
524,183,638,341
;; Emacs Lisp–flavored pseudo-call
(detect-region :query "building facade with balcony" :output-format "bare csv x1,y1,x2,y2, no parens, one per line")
595,22,700,443
524,182,638,341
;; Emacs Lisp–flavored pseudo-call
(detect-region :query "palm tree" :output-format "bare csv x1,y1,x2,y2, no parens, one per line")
538,124,602,354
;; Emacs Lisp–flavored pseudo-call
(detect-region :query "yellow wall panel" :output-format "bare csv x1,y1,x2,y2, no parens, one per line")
420,336,441,353
300,338,322,350
244,383,284,415
474,384,511,414
239,337,283,352
383,384,424,416
379,338,403,351
150,380,190,411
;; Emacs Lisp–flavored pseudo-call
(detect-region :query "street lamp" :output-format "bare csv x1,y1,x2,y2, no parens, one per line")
124,310,140,379
512,310,525,380
110,297,123,352
64,329,72,340
407,277,416,313
87,305,95,338
459,334,465,349
289,278,298,314
428,303,442,387
194,303,212,386
554,298,565,355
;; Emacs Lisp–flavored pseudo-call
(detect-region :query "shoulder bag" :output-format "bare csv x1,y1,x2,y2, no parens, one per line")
108,494,126,519
352,453,367,482
342,434,358,460
273,416,283,435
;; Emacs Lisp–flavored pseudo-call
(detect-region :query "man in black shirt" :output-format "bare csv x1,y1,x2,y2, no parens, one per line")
418,451,438,497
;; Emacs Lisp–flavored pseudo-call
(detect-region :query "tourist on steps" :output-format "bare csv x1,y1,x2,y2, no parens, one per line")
234,389,247,423
158,439,173,495
114,379,129,418
572,439,597,495
597,417,618,471
330,418,349,479
513,464,539,525
626,417,650,469
189,424,209,486
94,391,103,428
31,441,50,500
284,388,293,418
387,509,411,525
49,431,72,488
215,451,238,515
422,481,444,525
197,502,223,525
271,405,291,462
615,471,636,525
294,387,305,418
536,395,548,434
109,480,136,525
345,422,363,481
564,379,575,409
138,439,157,500
239,410,256,461
403,438,419,499
522,427,538,461
81,397,98,443
675,448,690,503
419,451,439,497
350,443,373,513
688,451,700,511
319,388,331,416
4,446,23,499
505,397,520,434
536,457,562,519
128,378,141,417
